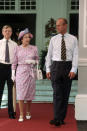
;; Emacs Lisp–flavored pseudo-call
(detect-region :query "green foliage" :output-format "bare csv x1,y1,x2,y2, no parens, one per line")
40,18,57,78
45,18,57,37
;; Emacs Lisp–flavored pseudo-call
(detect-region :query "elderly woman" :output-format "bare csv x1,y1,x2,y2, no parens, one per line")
12,28,39,122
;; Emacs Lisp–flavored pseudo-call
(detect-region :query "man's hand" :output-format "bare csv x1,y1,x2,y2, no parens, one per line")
46,72,51,80
68,72,76,79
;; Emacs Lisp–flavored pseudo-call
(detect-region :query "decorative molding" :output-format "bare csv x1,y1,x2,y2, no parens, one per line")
79,58,87,66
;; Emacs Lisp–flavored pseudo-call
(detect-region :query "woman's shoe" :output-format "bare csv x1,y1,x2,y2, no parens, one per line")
18,116,24,122
26,112,31,120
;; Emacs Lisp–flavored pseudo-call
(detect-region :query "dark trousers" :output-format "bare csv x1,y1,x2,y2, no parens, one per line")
51,61,72,121
0,63,14,115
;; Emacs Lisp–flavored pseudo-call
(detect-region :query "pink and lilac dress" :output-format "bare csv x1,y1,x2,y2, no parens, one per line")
12,45,39,100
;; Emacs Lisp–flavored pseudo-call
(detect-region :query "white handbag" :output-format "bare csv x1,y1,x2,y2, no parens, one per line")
25,59,36,64
36,64,43,80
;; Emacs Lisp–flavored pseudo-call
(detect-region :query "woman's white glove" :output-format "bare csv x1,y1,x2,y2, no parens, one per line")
11,70,16,82
25,60,36,65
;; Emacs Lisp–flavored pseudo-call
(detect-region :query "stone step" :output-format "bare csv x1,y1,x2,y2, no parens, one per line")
36,80,77,90
3,80,77,91
2,87,77,100
1,80,78,108
1,96,76,104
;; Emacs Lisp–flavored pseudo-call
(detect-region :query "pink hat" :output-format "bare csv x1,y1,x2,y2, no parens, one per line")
18,28,33,40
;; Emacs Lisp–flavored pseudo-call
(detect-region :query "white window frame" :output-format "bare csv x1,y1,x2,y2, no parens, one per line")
0,0,15,10
67,0,79,32
19,0,36,10
0,0,37,13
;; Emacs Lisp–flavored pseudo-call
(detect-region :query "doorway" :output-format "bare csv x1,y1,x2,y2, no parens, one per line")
0,14,36,45
69,13,79,38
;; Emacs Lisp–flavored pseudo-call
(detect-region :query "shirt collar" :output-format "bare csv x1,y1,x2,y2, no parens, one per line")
3,38,11,42
59,32,68,37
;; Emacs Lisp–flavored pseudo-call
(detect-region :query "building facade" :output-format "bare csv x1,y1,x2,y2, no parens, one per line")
0,0,80,108
0,0,79,54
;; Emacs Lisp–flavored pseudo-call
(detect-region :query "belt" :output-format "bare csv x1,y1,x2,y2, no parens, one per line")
0,63,11,67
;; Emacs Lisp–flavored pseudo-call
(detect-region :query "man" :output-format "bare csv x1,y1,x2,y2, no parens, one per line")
46,18,78,126
0,25,17,119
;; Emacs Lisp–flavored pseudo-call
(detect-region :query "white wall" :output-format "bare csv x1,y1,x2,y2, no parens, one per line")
75,0,87,120
78,0,87,93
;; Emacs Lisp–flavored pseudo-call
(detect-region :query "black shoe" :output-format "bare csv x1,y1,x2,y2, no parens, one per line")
9,114,15,119
60,120,65,125
50,119,61,126
49,119,56,125
54,121,61,126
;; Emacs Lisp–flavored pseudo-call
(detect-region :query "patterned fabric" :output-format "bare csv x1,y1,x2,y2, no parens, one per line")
5,40,10,63
12,45,39,100
61,35,66,61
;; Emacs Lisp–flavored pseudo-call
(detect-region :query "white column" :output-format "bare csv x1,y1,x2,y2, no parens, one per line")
75,0,87,120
